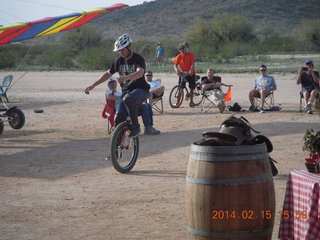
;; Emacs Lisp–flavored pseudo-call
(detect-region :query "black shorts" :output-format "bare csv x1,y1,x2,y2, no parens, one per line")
301,87,319,94
179,75,196,89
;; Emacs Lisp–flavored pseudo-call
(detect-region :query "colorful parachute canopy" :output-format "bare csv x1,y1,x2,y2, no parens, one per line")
0,3,128,45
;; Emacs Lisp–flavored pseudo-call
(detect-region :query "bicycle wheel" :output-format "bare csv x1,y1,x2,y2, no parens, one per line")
192,87,203,106
110,122,139,173
169,85,184,108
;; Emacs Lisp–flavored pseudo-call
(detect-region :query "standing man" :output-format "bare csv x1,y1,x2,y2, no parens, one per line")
155,42,165,66
84,33,150,137
248,64,277,113
296,60,319,114
173,43,197,107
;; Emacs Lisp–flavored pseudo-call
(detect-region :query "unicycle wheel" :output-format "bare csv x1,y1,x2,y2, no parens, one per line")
110,122,139,173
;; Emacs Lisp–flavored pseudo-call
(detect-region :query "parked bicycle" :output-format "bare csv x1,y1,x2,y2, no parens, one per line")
169,74,203,108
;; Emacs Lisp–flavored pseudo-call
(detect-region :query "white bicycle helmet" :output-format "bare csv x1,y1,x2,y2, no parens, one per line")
113,33,132,52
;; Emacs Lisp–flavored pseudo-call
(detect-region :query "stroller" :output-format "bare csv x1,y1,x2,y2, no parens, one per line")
0,99,25,135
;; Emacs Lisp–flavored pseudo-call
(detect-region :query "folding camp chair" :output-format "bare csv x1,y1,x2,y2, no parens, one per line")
253,91,275,110
201,90,225,113
102,100,116,134
299,91,320,112
299,92,305,112
149,79,164,114
201,84,232,113
0,75,13,102
151,92,164,114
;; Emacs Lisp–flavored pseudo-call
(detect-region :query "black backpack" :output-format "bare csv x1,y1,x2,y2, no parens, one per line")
227,102,243,112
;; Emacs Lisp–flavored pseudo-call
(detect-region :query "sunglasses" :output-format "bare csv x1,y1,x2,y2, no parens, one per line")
260,69,266,71
146,74,152,77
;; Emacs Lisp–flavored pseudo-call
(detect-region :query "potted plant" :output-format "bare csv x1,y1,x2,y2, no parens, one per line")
303,129,320,173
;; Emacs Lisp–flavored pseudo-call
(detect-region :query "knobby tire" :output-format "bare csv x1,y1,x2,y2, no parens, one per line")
8,108,25,129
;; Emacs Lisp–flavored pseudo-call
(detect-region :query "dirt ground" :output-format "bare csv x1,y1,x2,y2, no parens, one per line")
0,71,319,240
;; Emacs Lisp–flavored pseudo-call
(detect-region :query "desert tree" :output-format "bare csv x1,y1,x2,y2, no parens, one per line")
299,19,320,49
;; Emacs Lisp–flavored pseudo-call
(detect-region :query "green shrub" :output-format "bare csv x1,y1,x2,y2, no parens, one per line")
0,48,17,68
250,35,298,54
43,51,74,68
218,42,250,60
78,45,116,70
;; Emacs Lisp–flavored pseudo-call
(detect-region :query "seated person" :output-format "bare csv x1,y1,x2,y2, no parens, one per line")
201,68,222,92
137,103,160,135
103,78,122,127
201,68,225,113
296,60,319,114
105,78,160,135
248,64,277,113
145,71,165,102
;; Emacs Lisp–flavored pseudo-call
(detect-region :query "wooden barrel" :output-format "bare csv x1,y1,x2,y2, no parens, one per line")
185,143,275,240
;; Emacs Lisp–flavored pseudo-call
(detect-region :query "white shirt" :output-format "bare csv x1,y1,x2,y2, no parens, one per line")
147,80,161,91
105,89,122,97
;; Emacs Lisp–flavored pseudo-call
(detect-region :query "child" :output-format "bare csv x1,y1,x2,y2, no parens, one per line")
103,78,160,135
102,78,122,127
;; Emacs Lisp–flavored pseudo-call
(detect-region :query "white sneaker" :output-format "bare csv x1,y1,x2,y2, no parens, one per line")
307,109,313,114
305,103,312,110
305,103,313,114
260,109,265,113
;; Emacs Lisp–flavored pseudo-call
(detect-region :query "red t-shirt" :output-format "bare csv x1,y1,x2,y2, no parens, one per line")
174,52,196,74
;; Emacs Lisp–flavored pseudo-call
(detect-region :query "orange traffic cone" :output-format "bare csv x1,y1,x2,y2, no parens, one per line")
224,86,232,102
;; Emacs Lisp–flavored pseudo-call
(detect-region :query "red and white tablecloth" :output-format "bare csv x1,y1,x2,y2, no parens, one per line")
279,170,320,240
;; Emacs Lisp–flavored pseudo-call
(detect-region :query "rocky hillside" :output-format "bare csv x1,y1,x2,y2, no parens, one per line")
92,0,320,41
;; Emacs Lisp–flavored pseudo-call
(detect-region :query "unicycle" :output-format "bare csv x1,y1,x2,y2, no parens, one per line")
110,121,139,173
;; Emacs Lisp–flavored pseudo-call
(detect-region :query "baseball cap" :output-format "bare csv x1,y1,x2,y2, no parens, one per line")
260,64,267,69
107,77,116,84
177,44,185,50
306,60,314,65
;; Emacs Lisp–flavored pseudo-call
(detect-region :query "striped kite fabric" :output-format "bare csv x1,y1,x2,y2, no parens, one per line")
0,3,128,45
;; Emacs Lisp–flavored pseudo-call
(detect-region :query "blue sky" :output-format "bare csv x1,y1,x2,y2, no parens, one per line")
0,0,153,26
